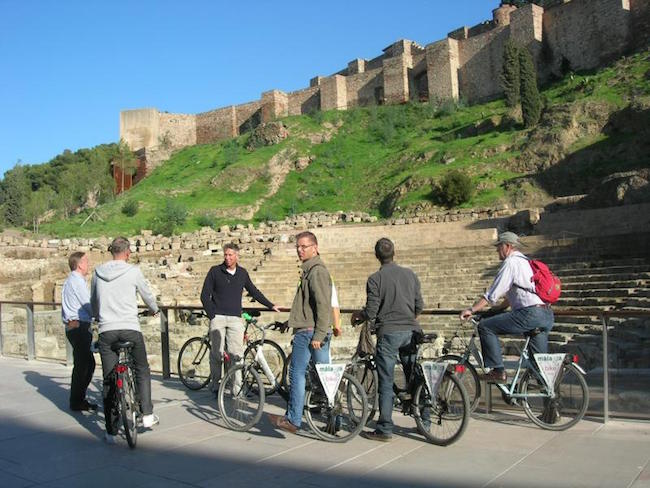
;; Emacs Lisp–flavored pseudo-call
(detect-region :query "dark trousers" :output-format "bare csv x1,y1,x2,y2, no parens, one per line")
65,321,96,409
98,330,153,435
375,330,417,435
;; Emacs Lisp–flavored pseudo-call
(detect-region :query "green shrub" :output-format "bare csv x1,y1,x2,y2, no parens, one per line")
223,140,240,167
435,170,474,207
121,199,139,217
196,212,215,228
150,200,188,236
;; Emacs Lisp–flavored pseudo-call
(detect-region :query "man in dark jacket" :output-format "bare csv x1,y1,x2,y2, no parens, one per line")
200,243,279,394
353,238,424,442
268,231,333,433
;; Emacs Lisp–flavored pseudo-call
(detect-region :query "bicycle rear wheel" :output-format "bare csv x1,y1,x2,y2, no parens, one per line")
121,369,139,449
435,354,481,413
520,363,589,431
218,364,265,431
413,371,469,446
347,359,378,423
243,339,286,396
178,337,211,390
304,372,368,443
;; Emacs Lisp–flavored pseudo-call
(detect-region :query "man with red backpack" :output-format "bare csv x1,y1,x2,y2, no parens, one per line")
459,231,556,383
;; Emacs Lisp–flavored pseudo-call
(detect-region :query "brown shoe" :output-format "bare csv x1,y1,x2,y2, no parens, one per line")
481,370,507,383
361,430,393,442
267,413,298,434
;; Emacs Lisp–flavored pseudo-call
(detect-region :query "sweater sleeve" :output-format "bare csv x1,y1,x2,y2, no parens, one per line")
200,269,217,320
243,271,275,309
135,268,159,313
310,266,332,343
363,273,381,327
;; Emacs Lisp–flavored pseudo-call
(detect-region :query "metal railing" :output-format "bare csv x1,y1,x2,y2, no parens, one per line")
1,300,649,422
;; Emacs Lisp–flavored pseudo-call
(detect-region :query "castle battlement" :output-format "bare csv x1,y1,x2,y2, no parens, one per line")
121,0,648,172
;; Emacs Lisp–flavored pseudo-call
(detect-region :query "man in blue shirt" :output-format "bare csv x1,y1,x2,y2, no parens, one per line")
61,251,97,412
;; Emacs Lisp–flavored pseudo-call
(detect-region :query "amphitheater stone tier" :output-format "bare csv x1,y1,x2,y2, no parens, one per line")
1,203,649,376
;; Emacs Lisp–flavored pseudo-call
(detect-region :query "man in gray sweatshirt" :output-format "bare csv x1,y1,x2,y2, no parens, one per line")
91,236,160,444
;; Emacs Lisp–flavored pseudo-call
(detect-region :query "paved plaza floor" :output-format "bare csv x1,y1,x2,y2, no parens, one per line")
1,356,649,488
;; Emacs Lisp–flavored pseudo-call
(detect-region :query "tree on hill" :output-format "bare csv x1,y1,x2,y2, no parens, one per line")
501,40,521,108
25,187,56,233
519,46,542,127
1,163,30,226
112,139,138,193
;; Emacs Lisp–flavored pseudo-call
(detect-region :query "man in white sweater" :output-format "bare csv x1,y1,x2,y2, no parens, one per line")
91,237,159,443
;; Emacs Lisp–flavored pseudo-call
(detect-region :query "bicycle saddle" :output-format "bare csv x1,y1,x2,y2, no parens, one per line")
413,330,438,344
111,340,135,352
523,328,543,337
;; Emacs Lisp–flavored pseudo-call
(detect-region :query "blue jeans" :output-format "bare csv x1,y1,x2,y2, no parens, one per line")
375,330,417,435
286,329,331,428
478,306,554,369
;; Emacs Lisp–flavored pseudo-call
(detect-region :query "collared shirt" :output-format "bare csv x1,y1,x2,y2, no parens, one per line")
483,251,544,310
62,271,92,323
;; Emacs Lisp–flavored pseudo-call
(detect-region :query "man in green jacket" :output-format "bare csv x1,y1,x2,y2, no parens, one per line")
268,231,333,433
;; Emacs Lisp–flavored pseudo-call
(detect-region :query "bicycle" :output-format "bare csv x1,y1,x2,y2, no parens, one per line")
107,340,141,448
177,310,287,394
438,316,589,431
218,313,369,443
348,324,470,446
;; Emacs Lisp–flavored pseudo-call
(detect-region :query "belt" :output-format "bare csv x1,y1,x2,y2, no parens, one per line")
534,304,551,308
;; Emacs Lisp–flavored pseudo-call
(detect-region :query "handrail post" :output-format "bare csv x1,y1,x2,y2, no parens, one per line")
26,303,35,360
601,313,609,424
160,308,170,379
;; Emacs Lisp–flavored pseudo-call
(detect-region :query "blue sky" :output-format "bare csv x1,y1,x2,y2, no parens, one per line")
0,0,497,178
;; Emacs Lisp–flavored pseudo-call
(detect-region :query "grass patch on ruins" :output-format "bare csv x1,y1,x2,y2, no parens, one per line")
39,49,650,236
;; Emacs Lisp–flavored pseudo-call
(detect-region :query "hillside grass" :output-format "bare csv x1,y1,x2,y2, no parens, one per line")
41,49,650,237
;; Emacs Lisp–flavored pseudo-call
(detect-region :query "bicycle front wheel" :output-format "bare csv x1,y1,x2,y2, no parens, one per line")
243,339,287,396
218,364,265,432
178,337,211,390
520,363,589,431
413,371,469,446
121,369,139,449
435,354,481,413
304,372,368,443
347,359,378,423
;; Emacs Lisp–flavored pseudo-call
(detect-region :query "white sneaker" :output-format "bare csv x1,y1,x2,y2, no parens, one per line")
104,433,117,444
142,414,159,428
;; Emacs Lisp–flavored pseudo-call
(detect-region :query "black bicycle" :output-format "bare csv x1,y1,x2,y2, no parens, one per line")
106,340,141,448
177,310,287,394
348,323,470,446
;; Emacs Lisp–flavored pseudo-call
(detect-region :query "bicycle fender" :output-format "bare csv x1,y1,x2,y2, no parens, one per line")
571,363,587,376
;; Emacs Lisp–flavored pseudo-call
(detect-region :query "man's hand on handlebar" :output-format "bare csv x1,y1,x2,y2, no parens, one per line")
460,308,473,321
350,310,366,326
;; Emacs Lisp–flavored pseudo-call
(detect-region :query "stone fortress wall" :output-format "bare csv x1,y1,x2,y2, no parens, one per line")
120,0,649,171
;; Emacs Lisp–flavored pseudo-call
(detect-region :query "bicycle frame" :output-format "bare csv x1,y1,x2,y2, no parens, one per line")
461,318,564,402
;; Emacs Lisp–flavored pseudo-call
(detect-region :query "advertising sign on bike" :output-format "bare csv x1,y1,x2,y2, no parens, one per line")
316,364,346,405
421,361,448,397
534,354,565,393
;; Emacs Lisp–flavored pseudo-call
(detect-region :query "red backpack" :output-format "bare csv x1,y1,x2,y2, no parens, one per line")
527,259,562,304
